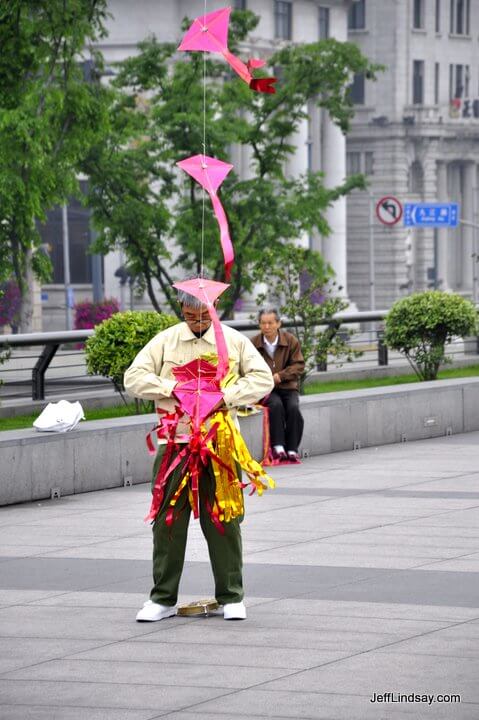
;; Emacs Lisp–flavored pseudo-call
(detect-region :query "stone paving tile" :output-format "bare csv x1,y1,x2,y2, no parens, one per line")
251,598,479,623
0,679,227,712
417,553,479,572
0,705,156,720
162,694,479,720
173,689,420,719
2,658,289,689
0,589,61,606
133,617,401,654
32,591,149,608
259,650,479,698
0,638,107,674
0,605,177,641
247,609,452,636
70,639,347,670
377,620,479,658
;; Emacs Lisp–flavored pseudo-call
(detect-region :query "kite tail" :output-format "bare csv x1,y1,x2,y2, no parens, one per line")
210,192,234,281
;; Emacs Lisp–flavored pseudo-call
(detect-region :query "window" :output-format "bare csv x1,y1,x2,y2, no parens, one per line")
412,60,425,104
234,0,247,7
319,6,330,39
365,152,374,175
413,0,424,28
450,0,470,34
39,182,94,284
347,152,361,176
409,161,424,194
434,62,440,103
436,0,441,31
274,1,292,40
348,0,366,29
349,73,365,104
449,63,469,98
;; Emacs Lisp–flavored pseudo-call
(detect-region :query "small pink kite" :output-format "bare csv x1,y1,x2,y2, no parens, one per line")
177,154,234,281
178,6,276,94
172,277,230,382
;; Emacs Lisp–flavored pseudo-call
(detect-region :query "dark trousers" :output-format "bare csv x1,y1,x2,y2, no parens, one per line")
264,388,304,453
150,446,244,607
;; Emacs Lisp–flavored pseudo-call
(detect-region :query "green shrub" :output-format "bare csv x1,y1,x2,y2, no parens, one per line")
384,291,477,380
85,310,178,391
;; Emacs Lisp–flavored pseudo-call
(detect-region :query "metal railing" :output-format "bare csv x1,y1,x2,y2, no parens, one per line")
1,309,477,402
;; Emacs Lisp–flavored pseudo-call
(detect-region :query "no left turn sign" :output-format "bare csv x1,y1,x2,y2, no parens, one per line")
376,196,403,226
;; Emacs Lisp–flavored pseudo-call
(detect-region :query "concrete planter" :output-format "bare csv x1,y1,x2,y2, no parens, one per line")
2,377,479,507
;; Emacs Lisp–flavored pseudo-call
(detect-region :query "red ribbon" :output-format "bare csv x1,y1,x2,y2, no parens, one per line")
249,77,277,94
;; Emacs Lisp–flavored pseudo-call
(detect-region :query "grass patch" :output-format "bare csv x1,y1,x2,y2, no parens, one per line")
2,364,479,432
0,402,140,432
304,364,479,395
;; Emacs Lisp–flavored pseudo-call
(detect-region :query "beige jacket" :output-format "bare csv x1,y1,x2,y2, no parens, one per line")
124,322,274,433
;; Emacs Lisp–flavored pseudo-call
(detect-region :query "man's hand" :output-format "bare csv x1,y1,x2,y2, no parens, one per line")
273,373,282,385
211,398,226,414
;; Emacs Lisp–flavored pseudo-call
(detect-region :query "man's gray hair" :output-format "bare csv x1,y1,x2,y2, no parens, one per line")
176,273,210,309
258,308,280,322
176,288,205,309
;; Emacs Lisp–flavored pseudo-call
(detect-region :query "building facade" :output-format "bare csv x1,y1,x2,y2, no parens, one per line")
40,0,354,329
346,0,479,310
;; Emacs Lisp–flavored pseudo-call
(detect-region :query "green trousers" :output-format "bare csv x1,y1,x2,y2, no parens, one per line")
149,445,244,607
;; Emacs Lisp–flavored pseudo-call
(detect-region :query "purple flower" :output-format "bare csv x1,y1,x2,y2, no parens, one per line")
0,281,21,326
74,298,120,330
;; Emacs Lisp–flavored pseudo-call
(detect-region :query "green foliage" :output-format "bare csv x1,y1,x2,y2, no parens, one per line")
0,0,111,327
384,291,477,380
85,311,178,395
84,10,381,318
253,245,361,391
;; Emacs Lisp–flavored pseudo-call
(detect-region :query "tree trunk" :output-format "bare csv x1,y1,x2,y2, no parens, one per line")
18,252,34,333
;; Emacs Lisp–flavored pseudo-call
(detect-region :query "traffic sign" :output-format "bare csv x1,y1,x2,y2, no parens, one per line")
404,203,459,228
376,196,403,226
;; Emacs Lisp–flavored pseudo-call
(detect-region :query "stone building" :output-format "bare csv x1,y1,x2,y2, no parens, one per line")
346,0,479,309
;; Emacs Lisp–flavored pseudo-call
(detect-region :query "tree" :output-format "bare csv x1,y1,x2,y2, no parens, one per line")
85,310,178,410
253,245,360,391
0,1,110,330
384,291,477,381
84,10,381,318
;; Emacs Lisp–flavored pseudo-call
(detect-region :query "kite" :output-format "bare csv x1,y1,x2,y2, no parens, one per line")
173,276,230,380
178,6,276,94
142,6,277,532
176,155,234,281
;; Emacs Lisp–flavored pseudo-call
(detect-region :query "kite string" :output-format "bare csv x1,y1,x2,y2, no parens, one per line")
198,0,207,397
200,0,207,279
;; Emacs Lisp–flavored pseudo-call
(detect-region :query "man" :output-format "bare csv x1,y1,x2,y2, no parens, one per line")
252,309,305,463
124,287,273,622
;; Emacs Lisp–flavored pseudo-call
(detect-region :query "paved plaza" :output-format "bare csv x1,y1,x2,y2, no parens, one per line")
0,432,479,719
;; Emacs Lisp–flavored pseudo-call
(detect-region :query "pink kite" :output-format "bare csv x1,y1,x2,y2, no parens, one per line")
178,6,276,94
177,154,234,281
173,277,230,382
173,359,223,429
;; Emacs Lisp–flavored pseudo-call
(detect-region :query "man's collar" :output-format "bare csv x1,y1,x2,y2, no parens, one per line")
179,322,216,344
263,330,288,346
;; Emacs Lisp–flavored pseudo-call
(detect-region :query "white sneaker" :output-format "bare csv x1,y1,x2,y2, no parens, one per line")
223,601,247,620
136,600,177,622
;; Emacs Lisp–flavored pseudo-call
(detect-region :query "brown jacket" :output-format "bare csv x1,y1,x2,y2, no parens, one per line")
251,330,305,391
